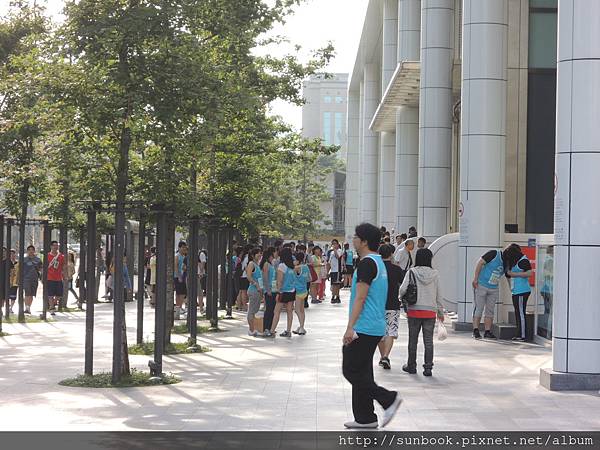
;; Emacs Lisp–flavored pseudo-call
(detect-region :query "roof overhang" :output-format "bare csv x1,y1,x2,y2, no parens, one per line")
369,61,420,132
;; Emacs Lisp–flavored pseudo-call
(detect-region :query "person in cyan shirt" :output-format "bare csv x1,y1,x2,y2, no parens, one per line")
342,223,401,430
471,247,506,339
505,245,533,341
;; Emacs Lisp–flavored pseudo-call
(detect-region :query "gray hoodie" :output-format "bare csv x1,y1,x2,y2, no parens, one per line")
399,266,444,315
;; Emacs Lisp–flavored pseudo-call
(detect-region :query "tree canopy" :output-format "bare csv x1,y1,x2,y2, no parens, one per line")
0,0,339,240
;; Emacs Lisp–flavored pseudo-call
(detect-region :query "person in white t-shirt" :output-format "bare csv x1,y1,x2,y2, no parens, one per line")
197,249,207,314
327,239,344,304
236,244,252,311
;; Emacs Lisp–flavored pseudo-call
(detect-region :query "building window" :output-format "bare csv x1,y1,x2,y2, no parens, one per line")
525,2,557,234
334,112,343,146
324,96,332,103
335,96,343,104
323,112,332,145
530,0,557,7
529,10,557,69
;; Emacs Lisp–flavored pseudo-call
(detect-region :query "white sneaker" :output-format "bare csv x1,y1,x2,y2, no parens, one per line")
381,393,402,428
248,330,258,337
343,421,378,429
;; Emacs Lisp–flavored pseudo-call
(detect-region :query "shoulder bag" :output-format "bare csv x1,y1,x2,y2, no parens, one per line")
402,269,418,306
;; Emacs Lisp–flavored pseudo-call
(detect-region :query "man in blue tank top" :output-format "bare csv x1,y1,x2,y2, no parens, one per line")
342,223,402,429
471,247,508,339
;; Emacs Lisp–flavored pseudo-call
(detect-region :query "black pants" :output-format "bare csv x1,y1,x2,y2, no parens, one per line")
264,293,276,331
342,333,396,424
407,317,436,370
512,292,530,339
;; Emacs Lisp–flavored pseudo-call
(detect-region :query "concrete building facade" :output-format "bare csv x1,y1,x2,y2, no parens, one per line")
346,0,600,390
301,73,348,234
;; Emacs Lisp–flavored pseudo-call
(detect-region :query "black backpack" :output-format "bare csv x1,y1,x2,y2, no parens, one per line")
402,270,418,306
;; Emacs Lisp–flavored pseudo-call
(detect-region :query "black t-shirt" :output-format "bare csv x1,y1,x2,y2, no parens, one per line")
506,257,532,280
356,257,377,285
517,258,532,271
482,250,499,263
384,260,402,310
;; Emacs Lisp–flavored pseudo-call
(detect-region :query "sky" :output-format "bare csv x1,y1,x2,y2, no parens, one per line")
1,0,368,131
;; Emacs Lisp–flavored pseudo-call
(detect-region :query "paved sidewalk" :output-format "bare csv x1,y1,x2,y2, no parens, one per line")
1,286,600,431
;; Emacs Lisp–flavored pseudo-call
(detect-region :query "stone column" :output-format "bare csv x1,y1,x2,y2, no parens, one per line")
382,0,399,94
379,0,399,229
360,63,380,224
417,0,454,242
456,0,508,324
540,0,600,390
395,0,421,234
378,132,396,229
345,89,361,239
358,80,365,226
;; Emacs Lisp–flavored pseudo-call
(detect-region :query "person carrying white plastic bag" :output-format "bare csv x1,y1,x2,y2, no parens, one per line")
437,320,448,341
399,248,445,377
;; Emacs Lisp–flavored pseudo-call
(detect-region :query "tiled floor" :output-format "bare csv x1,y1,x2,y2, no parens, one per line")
1,285,600,431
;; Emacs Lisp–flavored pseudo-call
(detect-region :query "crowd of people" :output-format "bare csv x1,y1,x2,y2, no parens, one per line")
0,241,77,316
341,222,534,429
1,220,535,429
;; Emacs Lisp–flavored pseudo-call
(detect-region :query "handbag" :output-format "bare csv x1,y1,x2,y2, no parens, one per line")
402,270,418,306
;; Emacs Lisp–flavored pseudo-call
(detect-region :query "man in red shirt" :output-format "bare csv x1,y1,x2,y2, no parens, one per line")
47,240,67,315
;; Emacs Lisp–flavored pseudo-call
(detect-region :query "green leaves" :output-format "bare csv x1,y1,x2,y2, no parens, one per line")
0,0,335,241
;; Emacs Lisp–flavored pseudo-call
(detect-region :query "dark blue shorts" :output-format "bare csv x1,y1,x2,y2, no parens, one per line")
47,280,64,297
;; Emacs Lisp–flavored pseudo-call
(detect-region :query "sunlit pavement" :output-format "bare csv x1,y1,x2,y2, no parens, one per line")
1,283,600,431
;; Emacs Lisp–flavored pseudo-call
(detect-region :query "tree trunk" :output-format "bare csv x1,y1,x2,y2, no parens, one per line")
17,180,29,323
112,41,132,383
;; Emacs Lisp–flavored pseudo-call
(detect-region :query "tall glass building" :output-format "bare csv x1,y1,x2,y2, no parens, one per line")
345,0,600,390
302,73,349,234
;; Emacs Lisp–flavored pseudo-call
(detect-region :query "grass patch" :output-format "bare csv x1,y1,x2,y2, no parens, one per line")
57,306,84,313
0,331,9,337
128,340,210,355
171,323,225,335
198,314,232,321
3,314,53,324
59,369,180,388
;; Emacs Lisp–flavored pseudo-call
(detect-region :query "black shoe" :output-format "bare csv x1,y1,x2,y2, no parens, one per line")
484,330,497,339
473,328,482,339
380,358,391,370
24,309,31,315
512,336,526,342
402,364,416,374
423,368,432,377
304,299,309,308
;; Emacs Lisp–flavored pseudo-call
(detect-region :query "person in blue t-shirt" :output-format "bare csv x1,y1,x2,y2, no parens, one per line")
471,246,508,339
292,252,310,335
343,242,355,288
505,245,533,341
342,223,402,430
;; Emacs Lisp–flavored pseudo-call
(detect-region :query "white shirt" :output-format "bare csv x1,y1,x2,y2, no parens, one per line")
241,255,249,279
197,252,207,276
394,247,413,270
328,248,343,273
